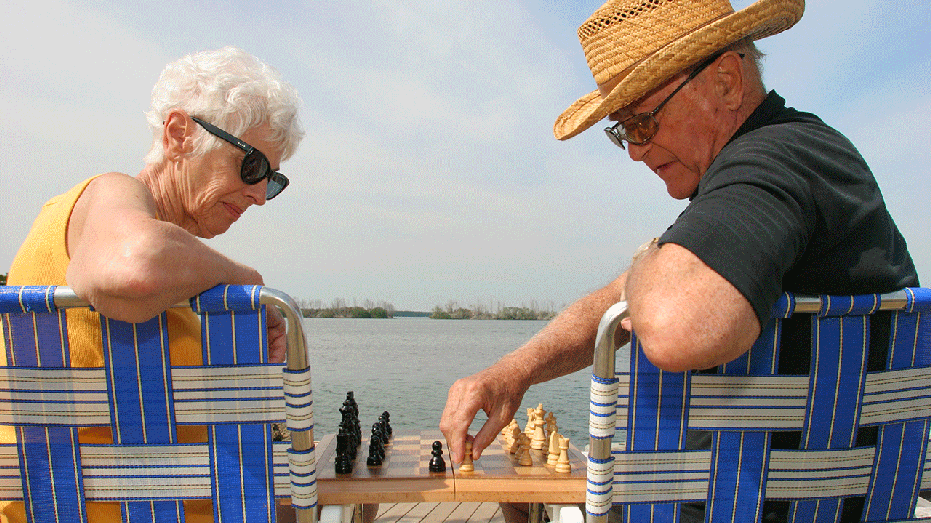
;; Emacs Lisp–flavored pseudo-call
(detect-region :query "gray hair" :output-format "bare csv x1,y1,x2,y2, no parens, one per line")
143,47,304,165
723,37,766,91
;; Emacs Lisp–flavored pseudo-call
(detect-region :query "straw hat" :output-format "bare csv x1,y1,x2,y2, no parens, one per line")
554,0,804,140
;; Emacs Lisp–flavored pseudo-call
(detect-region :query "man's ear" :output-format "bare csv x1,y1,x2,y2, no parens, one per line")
163,110,193,161
714,51,744,111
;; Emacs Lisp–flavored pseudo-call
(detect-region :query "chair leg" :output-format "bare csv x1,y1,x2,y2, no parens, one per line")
528,503,544,523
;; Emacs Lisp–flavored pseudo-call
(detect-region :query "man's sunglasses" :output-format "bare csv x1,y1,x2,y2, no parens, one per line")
604,52,740,150
191,116,289,200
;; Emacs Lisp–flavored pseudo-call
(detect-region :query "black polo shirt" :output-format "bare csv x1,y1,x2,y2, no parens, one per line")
659,91,918,325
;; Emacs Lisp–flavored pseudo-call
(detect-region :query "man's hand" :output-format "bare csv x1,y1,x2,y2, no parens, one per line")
439,363,528,464
266,305,287,364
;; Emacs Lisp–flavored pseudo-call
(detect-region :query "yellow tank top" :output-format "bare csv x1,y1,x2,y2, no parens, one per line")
2,176,212,522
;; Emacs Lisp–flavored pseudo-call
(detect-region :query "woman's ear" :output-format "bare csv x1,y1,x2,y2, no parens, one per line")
163,110,193,161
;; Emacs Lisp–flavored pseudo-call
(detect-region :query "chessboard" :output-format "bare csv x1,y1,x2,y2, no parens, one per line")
315,429,586,505
454,432,586,503
316,429,457,503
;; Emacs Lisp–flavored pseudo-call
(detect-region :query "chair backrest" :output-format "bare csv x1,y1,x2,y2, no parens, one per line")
0,284,317,523
587,288,931,523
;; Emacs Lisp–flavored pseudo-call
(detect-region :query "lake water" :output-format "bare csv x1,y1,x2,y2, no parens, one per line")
304,317,593,447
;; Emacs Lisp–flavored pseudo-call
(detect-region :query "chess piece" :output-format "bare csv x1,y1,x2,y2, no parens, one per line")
531,416,546,450
517,434,533,466
545,412,557,439
459,440,474,472
524,407,535,438
429,440,447,473
335,452,354,474
367,435,384,466
381,411,392,438
508,423,522,454
504,420,516,446
344,391,361,446
555,436,571,473
547,431,560,466
335,431,354,474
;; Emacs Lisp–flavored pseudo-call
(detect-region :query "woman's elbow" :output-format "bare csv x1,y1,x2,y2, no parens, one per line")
68,256,170,323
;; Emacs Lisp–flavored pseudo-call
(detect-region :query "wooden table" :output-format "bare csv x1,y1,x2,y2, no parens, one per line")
316,429,586,509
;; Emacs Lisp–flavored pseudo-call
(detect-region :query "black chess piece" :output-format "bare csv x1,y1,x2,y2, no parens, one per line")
366,436,384,466
381,411,392,437
429,440,446,473
345,391,359,418
371,423,387,459
335,431,354,474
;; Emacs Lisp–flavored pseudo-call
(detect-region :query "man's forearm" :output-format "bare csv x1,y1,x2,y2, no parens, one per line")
502,273,630,389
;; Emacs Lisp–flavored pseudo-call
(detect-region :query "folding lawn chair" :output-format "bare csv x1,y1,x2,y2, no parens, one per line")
587,289,931,523
0,284,317,523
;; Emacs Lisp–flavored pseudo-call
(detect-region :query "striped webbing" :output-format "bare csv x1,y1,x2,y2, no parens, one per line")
588,289,931,523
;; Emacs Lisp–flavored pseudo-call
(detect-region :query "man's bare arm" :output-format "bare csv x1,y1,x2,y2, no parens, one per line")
440,273,631,463
625,242,760,371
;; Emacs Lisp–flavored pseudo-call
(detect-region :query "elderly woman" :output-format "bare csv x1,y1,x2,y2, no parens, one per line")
2,46,302,522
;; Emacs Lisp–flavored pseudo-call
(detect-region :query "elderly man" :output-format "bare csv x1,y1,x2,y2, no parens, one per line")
441,0,918,521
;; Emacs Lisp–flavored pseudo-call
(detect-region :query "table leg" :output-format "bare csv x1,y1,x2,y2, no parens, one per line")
529,502,544,523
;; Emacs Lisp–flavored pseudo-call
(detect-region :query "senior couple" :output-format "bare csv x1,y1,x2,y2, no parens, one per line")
3,0,917,522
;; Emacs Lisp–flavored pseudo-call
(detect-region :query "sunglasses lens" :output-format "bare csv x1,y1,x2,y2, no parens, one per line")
241,151,270,185
265,172,289,200
624,115,658,145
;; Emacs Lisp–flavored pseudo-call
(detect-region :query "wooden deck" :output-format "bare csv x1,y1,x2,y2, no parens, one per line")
373,502,504,523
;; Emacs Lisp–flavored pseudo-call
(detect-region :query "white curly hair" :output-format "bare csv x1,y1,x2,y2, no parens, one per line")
143,46,303,165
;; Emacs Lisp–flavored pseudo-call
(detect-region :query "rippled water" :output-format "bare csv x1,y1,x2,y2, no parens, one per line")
304,317,592,446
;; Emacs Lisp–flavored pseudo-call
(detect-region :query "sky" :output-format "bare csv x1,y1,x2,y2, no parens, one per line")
1,0,929,313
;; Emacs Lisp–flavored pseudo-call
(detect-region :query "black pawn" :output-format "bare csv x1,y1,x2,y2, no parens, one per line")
429,440,446,473
367,437,384,466
381,411,392,437
336,453,354,474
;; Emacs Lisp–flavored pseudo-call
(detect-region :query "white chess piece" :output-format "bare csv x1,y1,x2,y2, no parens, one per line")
531,416,547,450
460,440,474,472
555,436,571,473
547,431,560,466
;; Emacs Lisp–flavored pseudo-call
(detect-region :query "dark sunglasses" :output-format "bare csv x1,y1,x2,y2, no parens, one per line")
604,52,740,150
190,116,289,200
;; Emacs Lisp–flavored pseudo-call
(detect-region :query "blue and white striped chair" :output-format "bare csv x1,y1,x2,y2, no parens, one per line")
0,284,317,523
588,289,931,523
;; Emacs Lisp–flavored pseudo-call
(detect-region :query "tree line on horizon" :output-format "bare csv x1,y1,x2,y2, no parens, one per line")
428,301,558,321
0,278,558,321
296,296,560,321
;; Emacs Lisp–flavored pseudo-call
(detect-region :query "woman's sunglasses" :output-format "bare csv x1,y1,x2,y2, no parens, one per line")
191,116,289,200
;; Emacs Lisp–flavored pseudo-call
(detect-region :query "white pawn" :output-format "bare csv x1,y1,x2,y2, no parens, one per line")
555,436,571,473
545,412,557,439
517,434,533,466
547,430,560,466
508,424,522,454
460,440,474,472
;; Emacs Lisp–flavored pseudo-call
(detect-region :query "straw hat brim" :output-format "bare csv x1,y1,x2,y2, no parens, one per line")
554,0,804,140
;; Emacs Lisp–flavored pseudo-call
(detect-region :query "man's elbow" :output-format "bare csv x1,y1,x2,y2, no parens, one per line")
633,319,751,373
